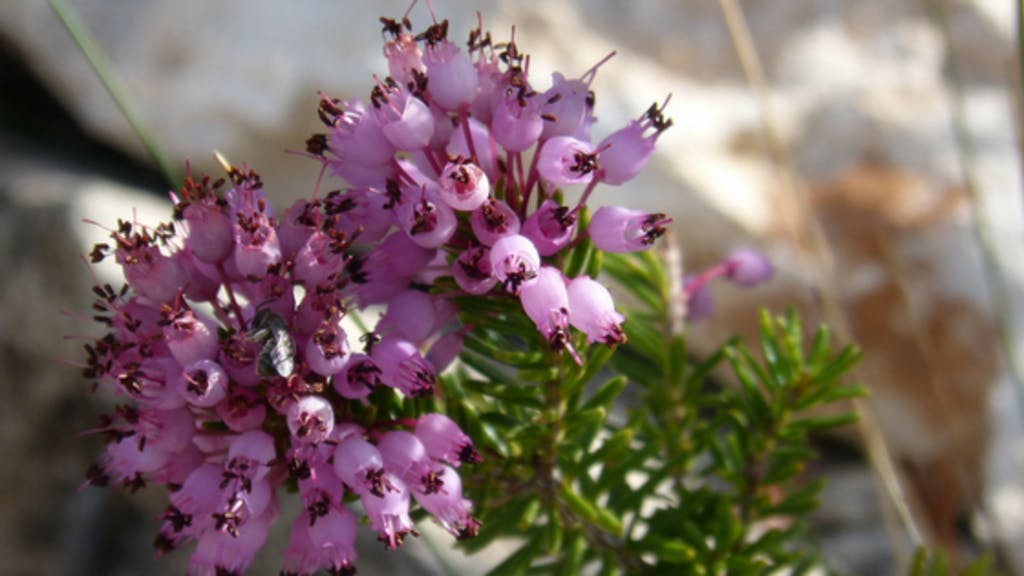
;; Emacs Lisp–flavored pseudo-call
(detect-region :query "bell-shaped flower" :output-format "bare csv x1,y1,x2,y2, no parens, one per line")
414,413,482,467
491,88,544,152
397,188,457,249
413,464,480,539
597,100,671,185
724,248,774,287
423,37,479,112
470,199,520,246
305,311,351,377
333,353,381,400
286,395,335,445
522,199,577,256
176,359,229,407
567,276,626,345
453,246,498,295
489,234,540,295
588,205,671,253
372,78,435,151
438,158,490,211
370,337,436,398
537,136,599,186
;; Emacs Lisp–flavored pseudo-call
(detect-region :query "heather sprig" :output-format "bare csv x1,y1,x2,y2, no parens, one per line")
76,5,864,576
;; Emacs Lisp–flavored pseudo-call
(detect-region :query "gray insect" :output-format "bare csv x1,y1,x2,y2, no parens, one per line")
248,308,296,378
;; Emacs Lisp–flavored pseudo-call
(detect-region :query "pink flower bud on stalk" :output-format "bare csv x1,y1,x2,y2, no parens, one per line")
683,249,774,322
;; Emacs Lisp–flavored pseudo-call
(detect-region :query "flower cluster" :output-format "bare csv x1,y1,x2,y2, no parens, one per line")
79,7,679,576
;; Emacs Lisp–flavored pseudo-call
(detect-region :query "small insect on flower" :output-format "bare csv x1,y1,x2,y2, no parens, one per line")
248,307,297,378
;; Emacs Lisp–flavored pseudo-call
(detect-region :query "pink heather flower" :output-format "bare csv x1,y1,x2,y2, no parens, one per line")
397,189,457,249
293,230,350,288
377,430,437,491
304,311,351,377
413,464,480,539
278,198,319,260
491,89,545,151
423,31,479,111
522,199,577,256
190,504,276,576
470,199,520,246
227,429,277,483
598,100,672,185
333,435,392,497
176,251,220,303
305,504,359,575
176,359,229,407
323,97,396,168
102,435,172,483
438,157,490,211
370,337,436,398
372,78,435,151
537,136,599,186
490,233,541,295
282,505,358,576
286,395,335,445
232,214,282,279
216,388,267,432
453,245,498,295
119,245,186,304
588,205,671,253
519,266,577,357
182,201,233,264
333,353,381,399
382,22,423,85
361,474,416,549
540,72,595,140
140,407,195,454
294,285,344,338
724,248,774,287
327,188,394,244
567,276,626,345
414,413,482,467
377,289,437,343
164,310,219,367
446,116,499,180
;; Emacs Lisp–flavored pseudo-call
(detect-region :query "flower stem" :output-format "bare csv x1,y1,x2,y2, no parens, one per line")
48,0,180,186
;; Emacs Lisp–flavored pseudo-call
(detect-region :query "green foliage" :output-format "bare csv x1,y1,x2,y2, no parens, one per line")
908,548,1001,576
440,247,868,574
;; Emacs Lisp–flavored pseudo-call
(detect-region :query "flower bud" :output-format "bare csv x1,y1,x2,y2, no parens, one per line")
724,248,774,287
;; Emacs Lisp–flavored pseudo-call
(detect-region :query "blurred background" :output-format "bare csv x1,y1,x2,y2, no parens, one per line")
1,0,1021,574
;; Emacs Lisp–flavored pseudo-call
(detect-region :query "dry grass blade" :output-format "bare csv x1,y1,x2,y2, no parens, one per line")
716,0,928,565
